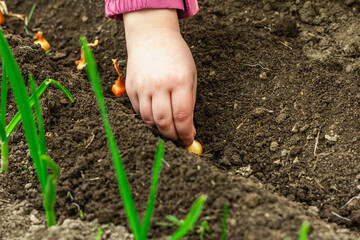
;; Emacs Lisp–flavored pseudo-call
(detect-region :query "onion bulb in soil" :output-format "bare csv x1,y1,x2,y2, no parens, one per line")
34,32,50,51
185,140,203,155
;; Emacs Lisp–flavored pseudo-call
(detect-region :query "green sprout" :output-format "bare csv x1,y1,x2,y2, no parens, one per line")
222,204,228,240
157,215,211,239
156,215,184,227
73,203,83,217
81,36,206,240
198,219,210,240
0,29,73,227
283,221,310,240
22,165,31,173
298,221,310,240
24,4,37,35
0,72,73,174
96,227,103,240
66,191,84,217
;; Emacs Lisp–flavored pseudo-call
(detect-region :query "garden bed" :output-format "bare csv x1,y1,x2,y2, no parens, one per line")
1,0,360,239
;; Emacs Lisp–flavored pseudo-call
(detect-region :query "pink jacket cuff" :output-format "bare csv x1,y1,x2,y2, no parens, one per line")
105,0,198,20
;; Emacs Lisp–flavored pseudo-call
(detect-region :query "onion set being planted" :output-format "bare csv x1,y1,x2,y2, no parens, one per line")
111,59,126,97
186,140,203,155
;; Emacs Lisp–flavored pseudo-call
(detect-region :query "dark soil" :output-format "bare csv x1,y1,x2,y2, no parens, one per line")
1,0,360,239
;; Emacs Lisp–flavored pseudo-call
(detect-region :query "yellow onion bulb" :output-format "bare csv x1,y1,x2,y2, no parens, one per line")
185,140,203,155
34,32,50,51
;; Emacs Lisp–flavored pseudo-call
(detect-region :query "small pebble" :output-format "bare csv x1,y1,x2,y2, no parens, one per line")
281,149,290,157
307,206,319,215
325,134,339,142
236,165,252,177
229,218,237,227
276,113,287,124
45,132,53,138
30,214,40,224
346,64,353,72
270,142,279,152
259,72,268,79
252,107,266,117
273,159,281,164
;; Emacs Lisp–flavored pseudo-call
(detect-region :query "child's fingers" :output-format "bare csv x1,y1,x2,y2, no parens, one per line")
171,87,195,147
139,95,155,126
126,89,140,115
152,92,178,141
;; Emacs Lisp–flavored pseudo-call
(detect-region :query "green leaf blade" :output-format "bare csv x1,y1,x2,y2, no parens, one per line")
0,121,6,141
298,221,310,240
29,74,46,155
141,140,164,239
96,227,103,240
222,204,228,240
1,65,7,131
26,4,37,26
169,195,207,240
47,79,74,102
80,36,141,239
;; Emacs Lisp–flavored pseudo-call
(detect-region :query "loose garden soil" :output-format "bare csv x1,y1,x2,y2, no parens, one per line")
1,0,360,239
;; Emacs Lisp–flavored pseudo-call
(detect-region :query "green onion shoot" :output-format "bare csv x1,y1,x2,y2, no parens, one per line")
0,29,72,227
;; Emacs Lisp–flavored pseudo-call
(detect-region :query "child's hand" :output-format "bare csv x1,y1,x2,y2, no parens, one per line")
124,9,197,146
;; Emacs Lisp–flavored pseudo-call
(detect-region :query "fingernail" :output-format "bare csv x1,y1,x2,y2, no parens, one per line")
183,139,193,147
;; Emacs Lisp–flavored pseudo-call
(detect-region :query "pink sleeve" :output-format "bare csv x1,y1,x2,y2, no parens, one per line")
105,0,198,20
